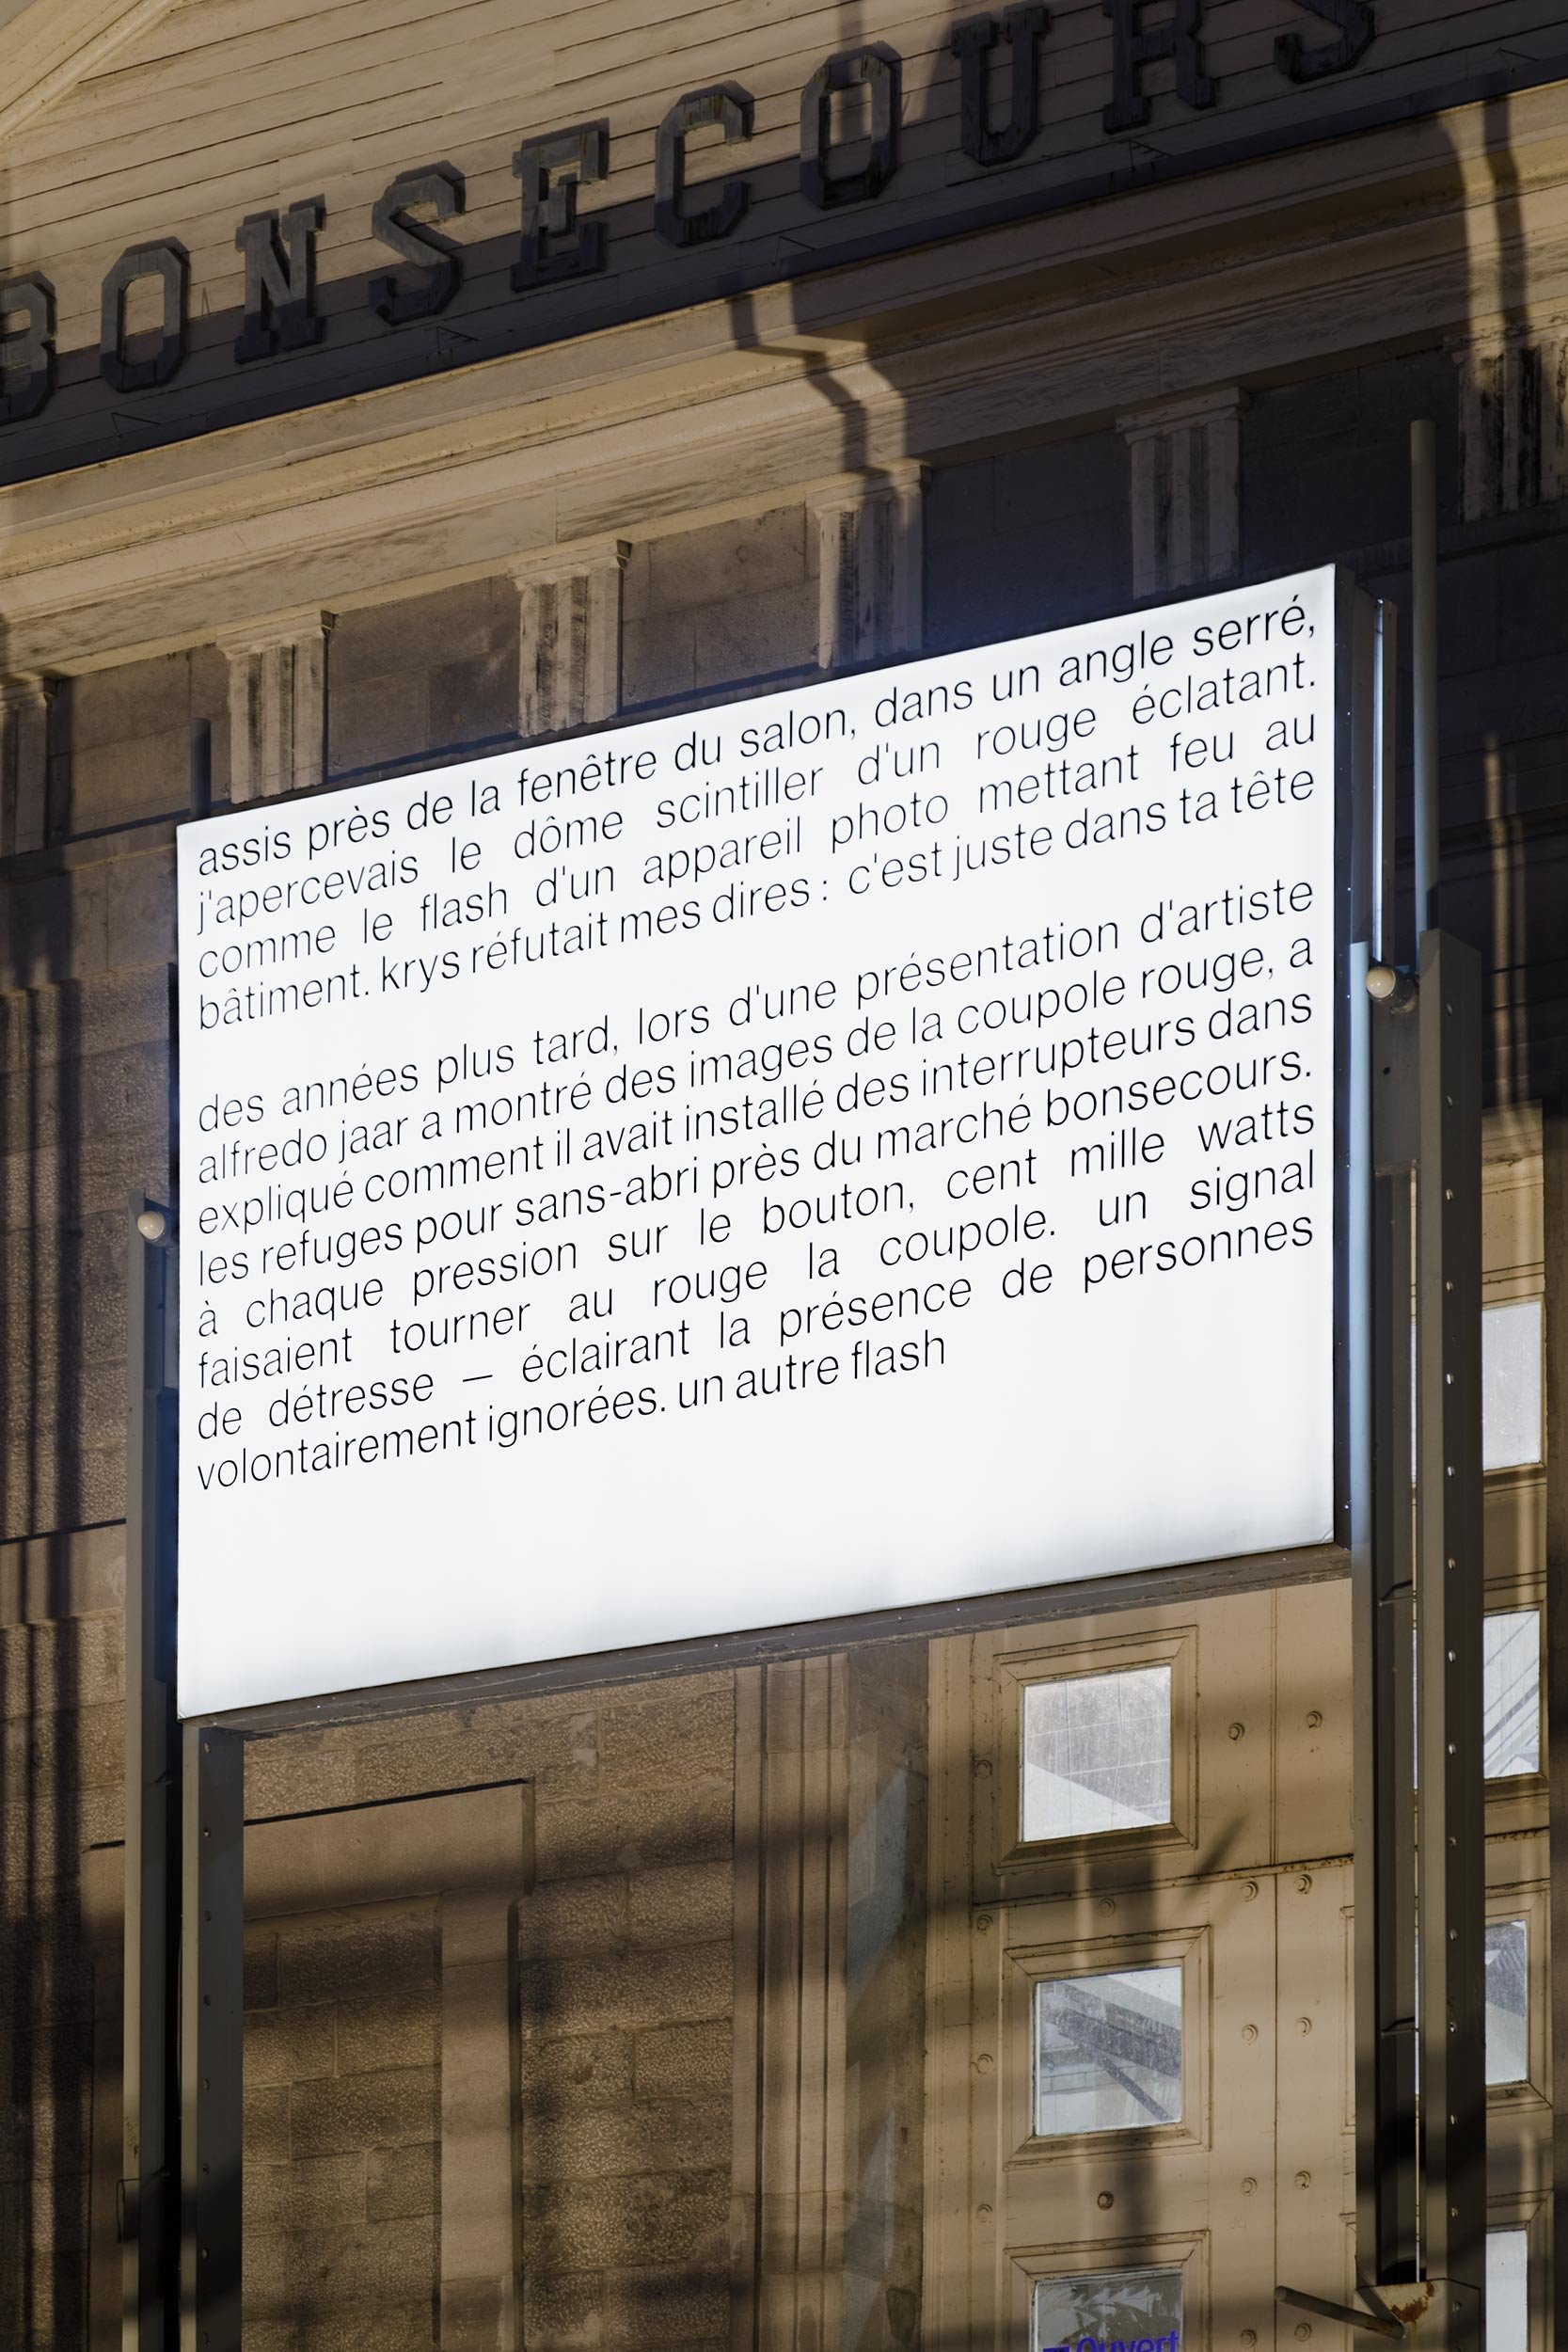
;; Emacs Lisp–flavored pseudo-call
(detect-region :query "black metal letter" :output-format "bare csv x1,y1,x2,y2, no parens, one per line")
655,87,752,247
100,242,188,393
951,8,1049,167
1275,0,1373,81
1101,0,1213,132
512,124,608,291
234,199,324,361
0,275,55,424
370,164,465,325
800,48,901,209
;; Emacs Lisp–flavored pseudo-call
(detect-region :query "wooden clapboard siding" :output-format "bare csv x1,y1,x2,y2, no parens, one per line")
0,47,1561,662
1,0,1562,327
0,0,1560,458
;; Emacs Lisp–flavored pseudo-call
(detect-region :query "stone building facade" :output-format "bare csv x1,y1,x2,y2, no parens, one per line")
0,0,1565,2348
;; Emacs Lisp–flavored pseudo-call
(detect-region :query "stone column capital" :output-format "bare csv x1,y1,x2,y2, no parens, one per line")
0,671,58,854
0,670,59,714
514,542,629,739
1453,327,1568,519
507,537,630,590
803,462,928,517
213,606,336,660
1117,387,1248,444
1119,386,1245,598
810,467,927,672
219,612,333,803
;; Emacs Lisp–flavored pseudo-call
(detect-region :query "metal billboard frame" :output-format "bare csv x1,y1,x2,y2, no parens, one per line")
120,549,1488,2350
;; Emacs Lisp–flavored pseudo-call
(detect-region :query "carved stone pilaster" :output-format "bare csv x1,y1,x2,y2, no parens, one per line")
1119,388,1246,598
808,466,927,671
730,1645,927,2352
732,1656,848,2352
1454,326,1568,520
511,540,629,739
217,609,334,803
0,674,58,854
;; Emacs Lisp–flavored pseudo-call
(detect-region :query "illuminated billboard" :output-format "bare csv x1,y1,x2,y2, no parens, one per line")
177,568,1339,1714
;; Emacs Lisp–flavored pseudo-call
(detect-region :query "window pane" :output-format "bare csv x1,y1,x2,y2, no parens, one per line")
1484,1609,1541,1778
1487,2230,1528,2348
1484,1918,1528,2087
1035,2265,1183,2352
1483,1298,1544,1470
1034,1964,1182,2136
1022,1665,1172,1841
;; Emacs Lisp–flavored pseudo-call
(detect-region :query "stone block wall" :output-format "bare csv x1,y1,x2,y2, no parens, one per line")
1,342,1564,2352
244,1900,442,2352
55,649,228,837
518,1670,736,2352
0,962,170,1543
0,1579,122,2350
622,506,817,710
237,1666,737,2352
925,431,1129,652
326,581,518,782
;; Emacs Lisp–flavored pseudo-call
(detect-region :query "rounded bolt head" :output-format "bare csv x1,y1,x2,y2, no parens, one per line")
1243,1880,1259,1901
1295,2169,1312,2189
1097,2191,1115,2210
974,1914,993,1933
1241,2177,1258,2197
1296,2017,1312,2036
1243,2024,1259,2044
974,2053,993,2075
1306,1710,1323,1729
1228,1721,1245,1741
1295,2325,1313,2342
1098,1897,1117,1915
976,2203,992,2219
1296,1873,1313,1893
1242,2331,1259,2347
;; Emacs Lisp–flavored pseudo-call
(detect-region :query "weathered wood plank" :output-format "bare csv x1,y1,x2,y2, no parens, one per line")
0,0,1563,488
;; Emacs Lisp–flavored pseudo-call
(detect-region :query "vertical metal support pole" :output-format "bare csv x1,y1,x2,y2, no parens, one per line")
1355,1136,1420,2285
180,1726,245,2352
1543,1098,1568,2352
123,1195,180,2351
1410,421,1440,934
1353,583,1420,2293
1370,600,1398,971
1415,930,1485,2350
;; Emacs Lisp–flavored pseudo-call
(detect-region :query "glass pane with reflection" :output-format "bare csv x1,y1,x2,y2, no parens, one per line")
1486,2230,1528,2348
1034,1964,1182,2136
1483,1298,1544,1470
1034,2265,1184,2352
1022,1665,1172,1841
1484,1610,1541,1779
1484,1917,1528,2087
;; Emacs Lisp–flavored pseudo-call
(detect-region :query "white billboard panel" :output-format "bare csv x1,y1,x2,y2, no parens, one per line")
177,568,1340,1715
